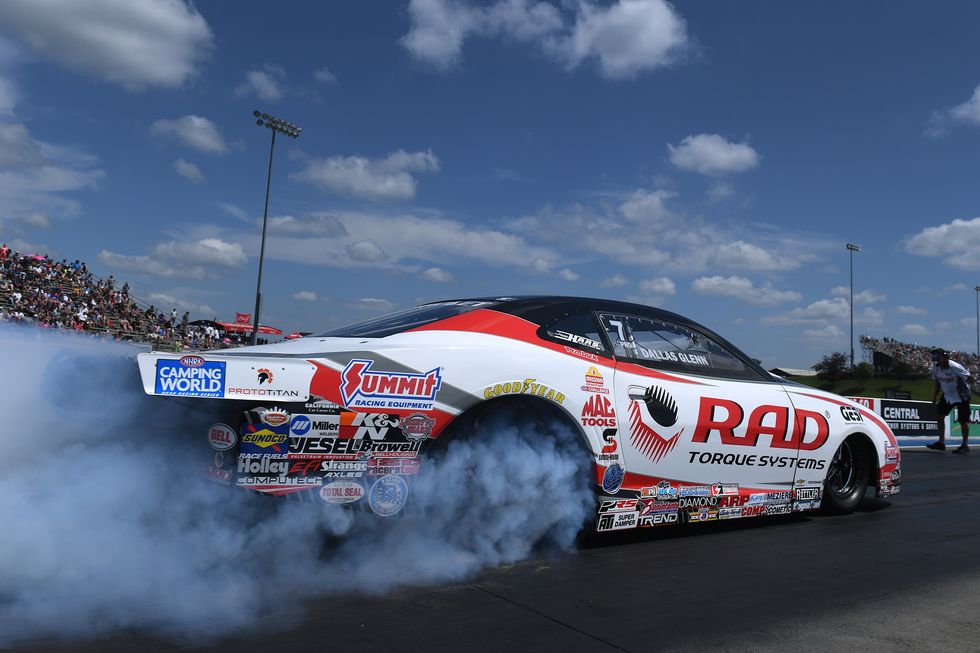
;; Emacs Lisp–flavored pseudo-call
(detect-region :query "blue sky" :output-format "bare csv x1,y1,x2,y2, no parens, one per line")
3,0,980,368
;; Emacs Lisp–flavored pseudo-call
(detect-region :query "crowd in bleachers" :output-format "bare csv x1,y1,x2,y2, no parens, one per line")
0,246,225,351
860,335,980,375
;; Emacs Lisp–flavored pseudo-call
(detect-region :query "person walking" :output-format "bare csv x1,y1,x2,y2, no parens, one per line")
927,348,974,453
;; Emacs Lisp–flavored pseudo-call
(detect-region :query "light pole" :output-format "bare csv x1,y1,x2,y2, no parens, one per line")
846,243,861,368
974,286,980,357
250,110,301,346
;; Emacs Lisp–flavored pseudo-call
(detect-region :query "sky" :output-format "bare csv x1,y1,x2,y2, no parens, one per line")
2,0,980,368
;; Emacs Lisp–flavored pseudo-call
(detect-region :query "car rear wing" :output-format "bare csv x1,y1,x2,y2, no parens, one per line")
136,351,316,401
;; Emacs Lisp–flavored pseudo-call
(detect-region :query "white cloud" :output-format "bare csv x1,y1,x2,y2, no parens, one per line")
558,268,579,281
803,324,843,339
639,276,675,295
173,158,203,184
896,305,926,315
236,65,285,101
906,217,980,270
691,276,801,306
763,298,850,326
265,213,347,237
618,188,676,222
215,202,248,221
98,238,246,279
19,211,51,229
830,286,887,304
926,84,980,137
0,0,212,90
713,240,799,272
401,0,687,79
707,181,734,202
668,134,760,176
146,292,215,317
0,75,17,116
292,149,440,201
314,66,337,84
349,297,397,312
900,324,930,336
600,273,628,287
421,267,453,282
150,116,226,154
558,0,688,79
0,122,45,168
345,239,387,263
856,307,885,327
293,291,318,302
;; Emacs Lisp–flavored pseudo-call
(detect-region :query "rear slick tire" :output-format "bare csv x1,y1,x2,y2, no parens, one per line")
821,437,869,515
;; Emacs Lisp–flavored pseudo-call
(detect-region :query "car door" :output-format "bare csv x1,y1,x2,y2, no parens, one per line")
598,312,799,524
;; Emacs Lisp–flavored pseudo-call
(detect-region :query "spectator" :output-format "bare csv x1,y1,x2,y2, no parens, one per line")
927,348,974,454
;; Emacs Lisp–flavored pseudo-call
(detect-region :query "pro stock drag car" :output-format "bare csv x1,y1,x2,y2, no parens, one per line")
136,296,901,532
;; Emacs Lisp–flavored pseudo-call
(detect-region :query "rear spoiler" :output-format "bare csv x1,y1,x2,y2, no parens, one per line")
136,351,316,401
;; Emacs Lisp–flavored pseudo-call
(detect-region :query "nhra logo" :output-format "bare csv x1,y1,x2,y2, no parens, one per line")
179,355,205,368
582,395,617,428
341,359,442,409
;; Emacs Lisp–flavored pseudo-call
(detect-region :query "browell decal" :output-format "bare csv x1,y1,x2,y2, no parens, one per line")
341,359,442,410
692,397,829,450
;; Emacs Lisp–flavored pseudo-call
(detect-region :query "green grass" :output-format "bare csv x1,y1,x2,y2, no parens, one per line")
784,375,935,402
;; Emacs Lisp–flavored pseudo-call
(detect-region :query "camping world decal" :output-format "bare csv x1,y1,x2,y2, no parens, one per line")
340,359,442,410
155,358,225,398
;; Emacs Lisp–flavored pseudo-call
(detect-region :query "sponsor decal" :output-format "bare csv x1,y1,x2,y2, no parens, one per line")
686,451,827,470
207,423,236,451
794,487,820,501
840,405,863,422
257,368,273,385
241,428,289,452
764,491,792,504
203,466,233,483
369,475,409,517
238,457,290,475
719,494,747,508
891,468,902,484
656,481,679,501
748,493,766,504
341,359,442,410
319,481,364,505
638,498,679,515
596,511,638,531
401,413,436,440
581,366,609,394
598,428,619,462
719,507,742,519
155,359,226,398
290,414,312,436
639,511,678,527
305,396,340,414
289,437,422,460
483,379,565,404
793,500,821,512
885,446,899,462
602,464,625,494
320,460,369,478
290,414,340,437
688,507,719,522
848,396,875,410
261,408,289,427
599,499,639,513
179,355,205,368
678,496,718,509
368,458,421,476
551,330,603,350
214,452,225,468
678,485,711,497
879,399,939,436
227,387,300,398
741,505,765,517
564,346,599,362
338,411,400,440
628,386,682,463
237,476,323,488
764,504,792,516
692,397,829,450
711,483,739,496
582,395,617,428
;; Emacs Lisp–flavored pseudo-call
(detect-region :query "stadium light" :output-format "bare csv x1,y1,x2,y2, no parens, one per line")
249,110,302,346
846,243,861,368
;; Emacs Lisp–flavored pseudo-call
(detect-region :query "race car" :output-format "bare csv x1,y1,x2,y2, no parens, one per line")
135,296,900,532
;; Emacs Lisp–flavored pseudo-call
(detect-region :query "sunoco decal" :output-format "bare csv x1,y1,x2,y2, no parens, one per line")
340,359,442,410
155,359,225,398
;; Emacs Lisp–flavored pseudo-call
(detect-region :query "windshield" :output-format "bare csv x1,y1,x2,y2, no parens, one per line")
317,301,494,338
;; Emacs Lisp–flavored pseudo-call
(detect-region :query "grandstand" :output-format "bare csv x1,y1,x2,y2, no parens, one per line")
860,335,980,376
0,249,247,351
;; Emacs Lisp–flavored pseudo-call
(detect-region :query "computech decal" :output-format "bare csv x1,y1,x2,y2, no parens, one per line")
341,359,442,410
155,358,225,398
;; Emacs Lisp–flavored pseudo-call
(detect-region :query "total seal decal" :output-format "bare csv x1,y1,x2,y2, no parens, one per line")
368,474,409,517
341,359,442,410
155,356,225,398
319,480,364,505
207,423,236,451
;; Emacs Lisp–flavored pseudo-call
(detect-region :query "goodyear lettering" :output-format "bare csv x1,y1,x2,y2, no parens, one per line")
482,378,565,404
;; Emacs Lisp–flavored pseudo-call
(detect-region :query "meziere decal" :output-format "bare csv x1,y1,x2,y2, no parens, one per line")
341,359,442,410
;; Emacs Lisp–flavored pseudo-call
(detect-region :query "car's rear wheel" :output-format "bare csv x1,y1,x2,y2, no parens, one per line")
821,436,869,515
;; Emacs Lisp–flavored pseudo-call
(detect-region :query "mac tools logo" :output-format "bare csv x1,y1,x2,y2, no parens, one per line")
340,359,442,410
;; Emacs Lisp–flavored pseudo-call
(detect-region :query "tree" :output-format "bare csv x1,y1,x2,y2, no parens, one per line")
853,361,874,380
813,352,849,382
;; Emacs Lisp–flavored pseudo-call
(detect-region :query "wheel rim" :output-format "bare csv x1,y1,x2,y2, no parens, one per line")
827,440,857,498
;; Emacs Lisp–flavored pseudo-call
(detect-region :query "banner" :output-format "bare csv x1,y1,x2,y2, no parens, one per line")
878,399,939,436
235,312,251,325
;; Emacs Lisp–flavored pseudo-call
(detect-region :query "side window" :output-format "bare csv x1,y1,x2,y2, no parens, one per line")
599,312,761,380
539,312,609,356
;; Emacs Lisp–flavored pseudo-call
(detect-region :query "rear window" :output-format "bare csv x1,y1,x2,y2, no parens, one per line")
317,301,494,338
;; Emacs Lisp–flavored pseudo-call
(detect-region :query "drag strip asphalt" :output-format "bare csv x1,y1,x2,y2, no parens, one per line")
24,451,980,652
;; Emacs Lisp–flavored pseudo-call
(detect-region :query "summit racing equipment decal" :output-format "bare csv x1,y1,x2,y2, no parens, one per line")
340,359,442,410
155,359,225,397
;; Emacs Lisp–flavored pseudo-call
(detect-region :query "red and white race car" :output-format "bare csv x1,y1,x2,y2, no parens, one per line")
136,296,900,532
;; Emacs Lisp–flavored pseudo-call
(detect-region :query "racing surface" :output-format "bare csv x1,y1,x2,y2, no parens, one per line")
21,451,980,652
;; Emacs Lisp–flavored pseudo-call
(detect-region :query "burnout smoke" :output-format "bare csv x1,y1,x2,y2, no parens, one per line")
0,326,594,645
